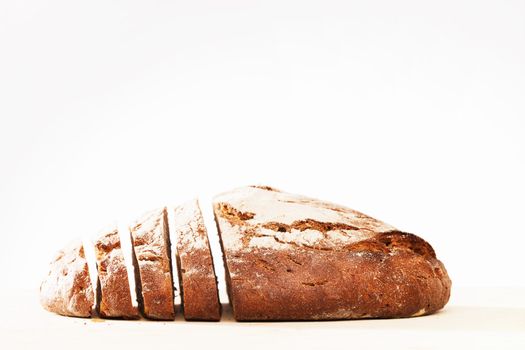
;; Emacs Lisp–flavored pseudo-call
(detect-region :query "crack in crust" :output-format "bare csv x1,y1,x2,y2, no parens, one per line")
215,193,437,259
250,185,280,192
375,231,436,259
137,252,162,262
218,203,256,225
287,254,303,266
255,259,276,272
246,230,345,251
240,225,436,258
262,219,359,233
94,231,121,253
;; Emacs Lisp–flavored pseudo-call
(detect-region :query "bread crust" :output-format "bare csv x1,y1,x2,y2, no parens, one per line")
213,186,451,321
94,229,139,319
130,208,175,320
40,242,94,318
173,200,221,321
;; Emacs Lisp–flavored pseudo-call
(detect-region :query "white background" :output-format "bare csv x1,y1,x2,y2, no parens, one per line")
1,0,524,301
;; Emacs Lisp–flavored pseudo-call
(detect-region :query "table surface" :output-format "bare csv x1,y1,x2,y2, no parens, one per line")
2,286,524,350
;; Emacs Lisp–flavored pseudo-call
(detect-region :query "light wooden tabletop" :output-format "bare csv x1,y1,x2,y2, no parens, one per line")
2,286,524,350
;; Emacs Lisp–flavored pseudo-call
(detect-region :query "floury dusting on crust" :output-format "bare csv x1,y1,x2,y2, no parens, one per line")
130,208,171,262
39,241,93,317
213,186,396,251
173,200,208,251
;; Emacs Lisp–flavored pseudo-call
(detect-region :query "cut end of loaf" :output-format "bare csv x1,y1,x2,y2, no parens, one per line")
39,241,94,318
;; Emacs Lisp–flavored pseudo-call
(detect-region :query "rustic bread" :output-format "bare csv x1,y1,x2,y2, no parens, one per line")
173,200,221,321
213,186,451,321
40,241,94,317
130,208,175,320
94,228,139,319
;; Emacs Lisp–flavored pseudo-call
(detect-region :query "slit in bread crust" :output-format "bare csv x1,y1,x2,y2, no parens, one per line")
118,223,139,309
166,206,182,308
82,236,99,316
199,197,228,304
213,210,235,315
162,208,177,317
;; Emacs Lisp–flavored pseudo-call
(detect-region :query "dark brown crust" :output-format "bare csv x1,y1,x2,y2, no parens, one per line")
94,230,139,319
179,250,222,321
175,202,221,321
40,244,94,318
130,208,175,320
226,243,450,320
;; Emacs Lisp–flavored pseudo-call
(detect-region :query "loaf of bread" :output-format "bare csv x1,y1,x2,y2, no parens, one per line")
130,208,175,320
41,185,451,322
173,200,221,321
213,186,451,320
94,228,139,319
40,241,94,317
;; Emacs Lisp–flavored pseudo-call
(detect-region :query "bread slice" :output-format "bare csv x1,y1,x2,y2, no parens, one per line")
173,200,221,321
94,227,139,319
130,208,175,320
213,186,451,321
40,241,94,317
